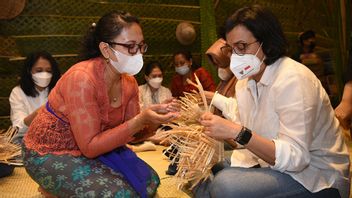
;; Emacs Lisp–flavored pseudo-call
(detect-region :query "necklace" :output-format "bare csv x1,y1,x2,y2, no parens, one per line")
113,97,117,102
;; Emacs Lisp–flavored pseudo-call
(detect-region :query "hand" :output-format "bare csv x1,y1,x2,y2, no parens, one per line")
140,104,180,125
162,98,180,113
335,101,352,129
199,112,241,140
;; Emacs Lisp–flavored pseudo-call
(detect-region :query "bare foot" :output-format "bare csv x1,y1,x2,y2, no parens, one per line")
38,186,57,198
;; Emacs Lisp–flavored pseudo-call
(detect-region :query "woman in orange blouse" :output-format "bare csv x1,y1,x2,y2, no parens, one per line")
22,11,178,198
170,50,216,97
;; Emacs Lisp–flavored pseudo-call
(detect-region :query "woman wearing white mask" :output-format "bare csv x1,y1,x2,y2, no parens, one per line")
139,61,172,110
196,5,350,198
22,11,179,197
171,50,216,97
9,51,61,144
205,38,237,110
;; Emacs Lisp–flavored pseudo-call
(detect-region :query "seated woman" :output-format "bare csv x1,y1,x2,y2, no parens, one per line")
139,61,172,110
22,11,178,197
196,5,350,198
170,50,216,97
9,51,61,144
205,38,237,108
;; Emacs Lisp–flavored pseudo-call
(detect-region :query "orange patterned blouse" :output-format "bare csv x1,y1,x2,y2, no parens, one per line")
24,57,140,157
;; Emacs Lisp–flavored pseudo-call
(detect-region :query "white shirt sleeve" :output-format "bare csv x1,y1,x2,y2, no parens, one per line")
211,92,239,123
9,87,29,132
270,73,317,172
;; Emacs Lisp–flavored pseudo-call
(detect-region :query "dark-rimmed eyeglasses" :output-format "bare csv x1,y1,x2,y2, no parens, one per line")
220,41,258,56
107,41,148,55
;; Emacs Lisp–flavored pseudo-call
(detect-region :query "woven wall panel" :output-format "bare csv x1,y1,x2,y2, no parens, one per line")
0,97,10,116
0,75,19,97
0,17,201,58
21,0,200,21
0,116,11,130
0,36,21,57
0,16,200,38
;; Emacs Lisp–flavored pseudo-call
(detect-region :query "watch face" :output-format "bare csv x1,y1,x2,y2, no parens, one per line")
237,127,252,145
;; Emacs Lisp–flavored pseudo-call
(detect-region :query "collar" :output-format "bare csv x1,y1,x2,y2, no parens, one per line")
255,57,283,87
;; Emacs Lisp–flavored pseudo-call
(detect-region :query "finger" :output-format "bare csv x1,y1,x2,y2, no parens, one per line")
199,119,212,127
149,104,169,114
152,112,178,124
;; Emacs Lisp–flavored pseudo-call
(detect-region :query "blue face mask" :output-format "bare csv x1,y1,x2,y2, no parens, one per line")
175,65,190,75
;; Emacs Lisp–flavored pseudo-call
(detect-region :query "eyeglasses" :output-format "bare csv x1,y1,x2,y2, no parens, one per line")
220,41,258,56
107,41,148,55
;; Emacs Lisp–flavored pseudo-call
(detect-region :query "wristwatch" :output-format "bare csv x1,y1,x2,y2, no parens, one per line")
235,126,252,145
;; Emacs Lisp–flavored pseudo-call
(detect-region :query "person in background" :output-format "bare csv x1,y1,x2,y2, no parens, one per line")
22,11,179,197
293,30,331,95
335,46,352,135
205,38,237,111
170,50,216,97
196,5,350,198
139,61,172,110
9,51,61,144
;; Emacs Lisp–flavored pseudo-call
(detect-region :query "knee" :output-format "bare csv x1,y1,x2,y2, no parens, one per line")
210,169,240,197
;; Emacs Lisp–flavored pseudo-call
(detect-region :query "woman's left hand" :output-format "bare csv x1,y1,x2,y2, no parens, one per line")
199,112,241,140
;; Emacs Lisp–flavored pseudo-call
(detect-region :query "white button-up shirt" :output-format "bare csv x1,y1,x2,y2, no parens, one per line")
9,86,48,143
212,57,350,197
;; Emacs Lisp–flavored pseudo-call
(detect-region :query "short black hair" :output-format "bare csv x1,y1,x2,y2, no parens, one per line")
144,61,163,76
173,50,192,61
20,51,61,97
173,50,200,70
299,30,315,44
225,4,288,65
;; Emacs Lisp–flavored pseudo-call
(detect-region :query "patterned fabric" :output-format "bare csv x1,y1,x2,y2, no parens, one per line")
24,57,140,156
170,67,216,97
23,147,160,197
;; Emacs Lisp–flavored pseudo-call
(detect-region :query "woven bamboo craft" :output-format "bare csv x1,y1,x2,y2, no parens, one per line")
162,74,224,190
0,126,22,166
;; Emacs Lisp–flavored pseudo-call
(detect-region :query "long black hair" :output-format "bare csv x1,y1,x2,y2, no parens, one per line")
80,10,140,60
225,5,288,65
20,51,61,97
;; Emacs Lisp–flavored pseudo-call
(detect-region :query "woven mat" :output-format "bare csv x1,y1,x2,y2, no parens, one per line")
0,145,190,198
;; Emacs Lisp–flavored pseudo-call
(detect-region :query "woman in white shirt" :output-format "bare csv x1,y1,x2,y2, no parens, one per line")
196,5,350,198
9,51,61,144
139,61,172,110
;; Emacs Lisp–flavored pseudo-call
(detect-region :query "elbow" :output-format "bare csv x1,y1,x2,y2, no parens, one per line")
292,152,310,172
80,145,100,159
81,150,99,159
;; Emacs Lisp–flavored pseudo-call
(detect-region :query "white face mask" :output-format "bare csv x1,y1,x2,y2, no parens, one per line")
175,65,190,75
32,72,52,88
109,47,143,76
230,43,264,80
148,77,163,89
218,67,233,81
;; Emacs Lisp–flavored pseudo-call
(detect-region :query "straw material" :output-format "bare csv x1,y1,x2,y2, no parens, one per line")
0,127,22,166
161,74,224,189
